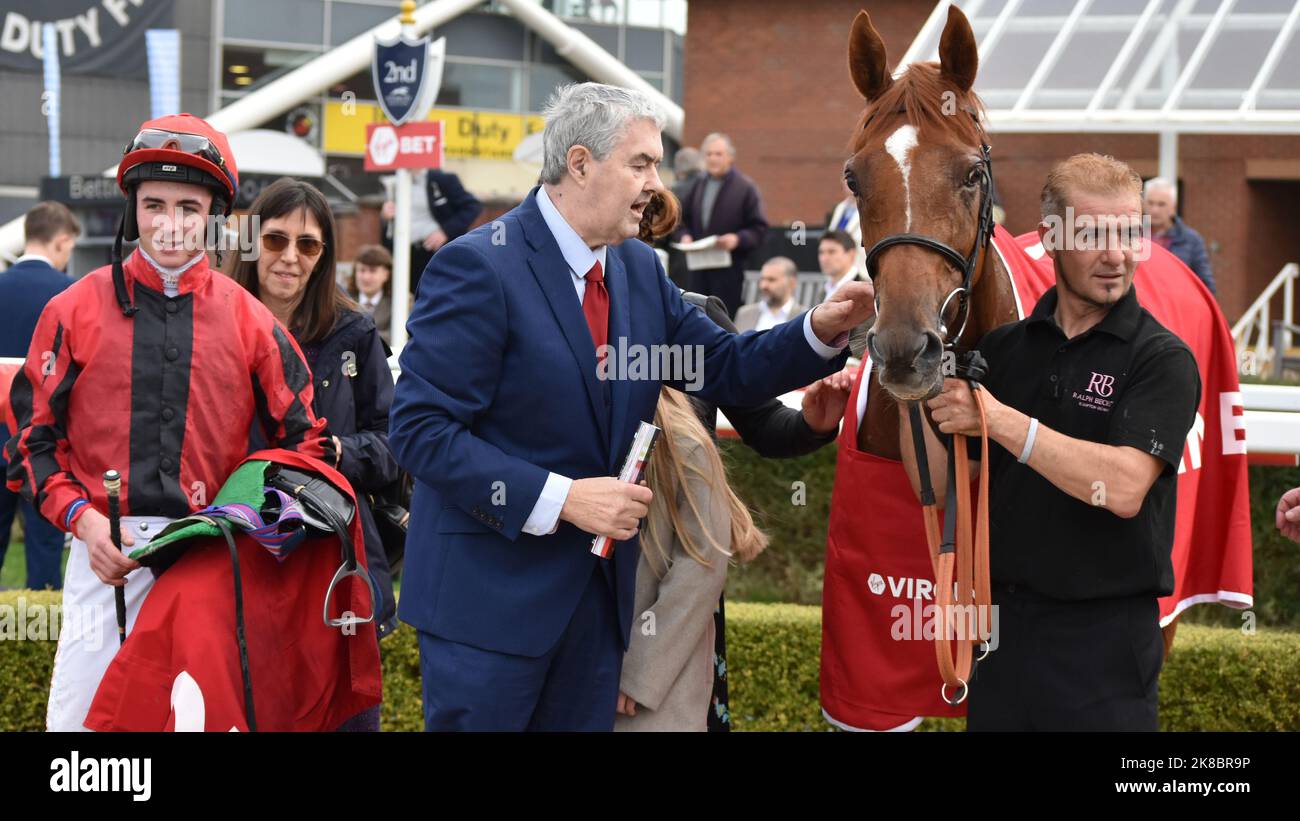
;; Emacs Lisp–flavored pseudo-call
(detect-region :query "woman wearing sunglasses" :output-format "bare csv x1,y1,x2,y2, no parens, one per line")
232,178,401,730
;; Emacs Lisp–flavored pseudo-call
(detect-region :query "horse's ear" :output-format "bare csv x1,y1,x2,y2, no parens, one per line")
938,4,978,93
848,11,891,102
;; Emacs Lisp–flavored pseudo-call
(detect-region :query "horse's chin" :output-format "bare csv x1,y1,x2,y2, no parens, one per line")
879,367,944,403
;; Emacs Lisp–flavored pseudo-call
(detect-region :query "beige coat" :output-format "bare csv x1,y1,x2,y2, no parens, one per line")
615,439,730,732
734,300,806,333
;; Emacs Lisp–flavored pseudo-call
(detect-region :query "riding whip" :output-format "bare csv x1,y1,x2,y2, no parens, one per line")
103,470,127,646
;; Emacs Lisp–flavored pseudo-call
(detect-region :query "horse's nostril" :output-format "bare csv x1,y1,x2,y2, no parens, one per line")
920,331,944,364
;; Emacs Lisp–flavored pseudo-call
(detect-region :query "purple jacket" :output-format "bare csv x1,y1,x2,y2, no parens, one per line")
674,168,769,269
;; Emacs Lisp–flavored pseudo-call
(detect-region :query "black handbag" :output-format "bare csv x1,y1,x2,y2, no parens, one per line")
368,471,412,575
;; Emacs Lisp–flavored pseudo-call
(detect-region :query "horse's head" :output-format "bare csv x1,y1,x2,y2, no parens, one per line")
845,6,991,401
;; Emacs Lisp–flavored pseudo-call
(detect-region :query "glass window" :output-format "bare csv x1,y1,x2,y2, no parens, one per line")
669,32,684,103
442,13,528,61
437,61,521,111
224,0,325,45
531,35,566,66
329,1,398,46
636,72,663,93
528,62,586,111
222,46,319,94
624,26,663,72
1261,27,1300,111
572,22,620,56
550,0,624,25
328,67,377,102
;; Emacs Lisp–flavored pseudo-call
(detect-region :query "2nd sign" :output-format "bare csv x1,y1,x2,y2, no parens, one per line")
364,121,445,171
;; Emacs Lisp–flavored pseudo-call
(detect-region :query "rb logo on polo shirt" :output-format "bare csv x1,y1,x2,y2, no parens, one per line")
1086,371,1116,397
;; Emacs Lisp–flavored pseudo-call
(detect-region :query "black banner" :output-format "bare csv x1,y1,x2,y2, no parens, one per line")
0,0,174,77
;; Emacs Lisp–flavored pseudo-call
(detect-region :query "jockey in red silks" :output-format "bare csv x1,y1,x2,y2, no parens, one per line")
4,113,329,731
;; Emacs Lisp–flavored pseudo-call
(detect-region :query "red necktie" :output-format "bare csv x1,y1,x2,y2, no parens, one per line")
583,260,609,360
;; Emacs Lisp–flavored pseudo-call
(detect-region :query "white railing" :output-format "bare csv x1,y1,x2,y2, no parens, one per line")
1232,262,1299,374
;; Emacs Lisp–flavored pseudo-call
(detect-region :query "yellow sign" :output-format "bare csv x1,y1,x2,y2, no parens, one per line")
324,101,543,161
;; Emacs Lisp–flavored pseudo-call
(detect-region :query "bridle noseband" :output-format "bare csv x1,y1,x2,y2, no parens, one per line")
862,139,996,349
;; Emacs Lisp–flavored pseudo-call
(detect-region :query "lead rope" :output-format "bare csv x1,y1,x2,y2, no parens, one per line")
908,379,992,706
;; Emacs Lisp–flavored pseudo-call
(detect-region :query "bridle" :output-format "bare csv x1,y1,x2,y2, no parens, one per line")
860,130,996,350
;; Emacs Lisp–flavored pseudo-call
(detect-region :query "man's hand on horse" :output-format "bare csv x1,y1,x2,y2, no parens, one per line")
926,377,991,437
811,280,874,345
802,368,855,434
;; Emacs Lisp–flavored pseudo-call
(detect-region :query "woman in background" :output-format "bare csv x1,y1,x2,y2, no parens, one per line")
614,387,768,731
232,178,400,730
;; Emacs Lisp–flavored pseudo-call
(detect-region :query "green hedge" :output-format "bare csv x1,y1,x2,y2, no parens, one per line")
721,441,1300,628
3,592,1297,731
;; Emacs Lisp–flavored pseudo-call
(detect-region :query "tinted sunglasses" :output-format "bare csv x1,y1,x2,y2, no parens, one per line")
261,231,325,257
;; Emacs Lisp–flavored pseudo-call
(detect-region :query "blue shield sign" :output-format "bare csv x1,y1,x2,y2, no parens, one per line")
372,34,431,126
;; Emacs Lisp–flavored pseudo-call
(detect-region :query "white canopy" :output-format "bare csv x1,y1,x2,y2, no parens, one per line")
901,0,1300,136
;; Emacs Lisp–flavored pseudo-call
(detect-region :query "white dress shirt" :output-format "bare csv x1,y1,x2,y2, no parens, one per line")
825,268,859,300
521,187,845,537
754,299,795,332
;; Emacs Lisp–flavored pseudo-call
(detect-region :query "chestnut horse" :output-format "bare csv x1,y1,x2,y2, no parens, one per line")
846,6,1017,459
843,5,1179,657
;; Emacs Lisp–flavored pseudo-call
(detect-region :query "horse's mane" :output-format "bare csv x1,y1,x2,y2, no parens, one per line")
850,62,987,154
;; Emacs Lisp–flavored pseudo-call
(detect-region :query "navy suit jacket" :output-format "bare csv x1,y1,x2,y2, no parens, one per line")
425,169,484,241
390,188,846,657
0,259,73,358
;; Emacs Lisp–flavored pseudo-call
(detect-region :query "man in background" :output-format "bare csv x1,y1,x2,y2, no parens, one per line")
1144,177,1214,294
665,146,704,288
735,256,805,332
382,168,484,294
0,202,78,589
674,133,768,316
819,230,869,301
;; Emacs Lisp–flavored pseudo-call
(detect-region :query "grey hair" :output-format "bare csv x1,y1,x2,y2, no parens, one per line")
673,146,702,177
540,82,666,185
762,256,798,281
1143,176,1177,203
701,132,736,157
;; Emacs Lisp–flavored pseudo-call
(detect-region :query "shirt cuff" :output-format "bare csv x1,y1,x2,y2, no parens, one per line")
803,307,848,360
521,472,573,536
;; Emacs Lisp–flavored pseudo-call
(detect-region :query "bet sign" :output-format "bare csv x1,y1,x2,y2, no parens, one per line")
364,121,445,171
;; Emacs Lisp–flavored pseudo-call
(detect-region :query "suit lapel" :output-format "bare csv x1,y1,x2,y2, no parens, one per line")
518,191,611,449
605,249,633,468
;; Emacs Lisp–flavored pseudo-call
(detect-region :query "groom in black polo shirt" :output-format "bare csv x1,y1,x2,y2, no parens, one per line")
907,153,1200,731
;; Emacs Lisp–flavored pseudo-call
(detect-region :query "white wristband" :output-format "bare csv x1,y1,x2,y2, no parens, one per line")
1018,417,1039,464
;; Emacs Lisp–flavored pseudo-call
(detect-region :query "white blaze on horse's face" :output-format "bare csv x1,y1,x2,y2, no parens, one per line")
884,124,919,231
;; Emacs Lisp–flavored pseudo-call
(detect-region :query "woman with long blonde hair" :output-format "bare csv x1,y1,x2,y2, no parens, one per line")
614,386,768,731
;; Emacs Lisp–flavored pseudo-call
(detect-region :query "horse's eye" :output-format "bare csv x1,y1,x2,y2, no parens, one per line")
845,170,860,197
963,166,982,189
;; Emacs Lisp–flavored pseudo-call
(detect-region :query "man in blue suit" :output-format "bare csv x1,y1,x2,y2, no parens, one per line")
390,83,875,731
0,202,78,589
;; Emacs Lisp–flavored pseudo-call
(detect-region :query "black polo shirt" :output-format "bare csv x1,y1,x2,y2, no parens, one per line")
973,284,1200,601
